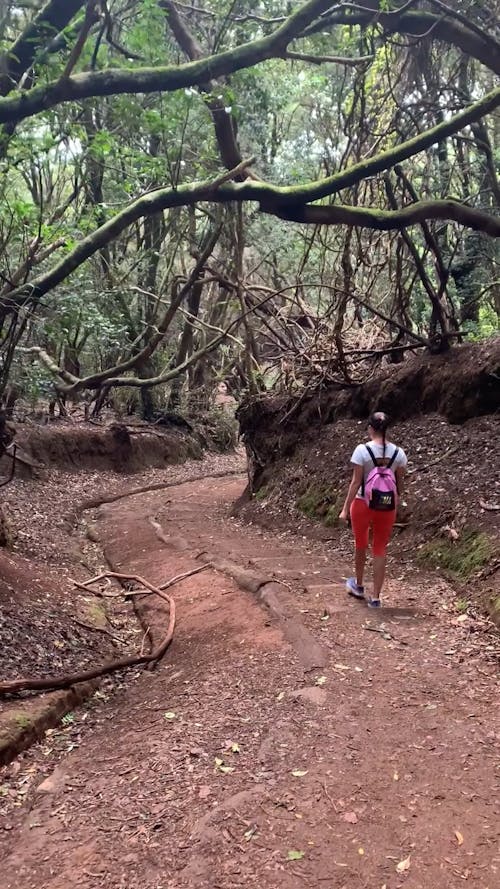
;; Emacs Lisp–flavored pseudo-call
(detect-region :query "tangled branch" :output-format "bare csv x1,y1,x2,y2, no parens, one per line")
0,568,209,696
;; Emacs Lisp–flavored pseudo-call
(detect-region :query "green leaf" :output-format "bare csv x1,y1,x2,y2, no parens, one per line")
287,850,305,861
164,711,177,720
291,769,308,778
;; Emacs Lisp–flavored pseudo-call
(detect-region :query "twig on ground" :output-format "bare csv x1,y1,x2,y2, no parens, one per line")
140,626,151,657
408,445,459,474
158,564,212,590
479,499,500,512
364,625,408,645
72,618,125,645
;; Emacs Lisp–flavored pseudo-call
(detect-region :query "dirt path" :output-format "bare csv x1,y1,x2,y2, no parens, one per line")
1,474,499,889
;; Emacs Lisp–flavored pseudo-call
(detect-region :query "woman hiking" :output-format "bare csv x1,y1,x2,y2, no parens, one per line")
339,411,407,608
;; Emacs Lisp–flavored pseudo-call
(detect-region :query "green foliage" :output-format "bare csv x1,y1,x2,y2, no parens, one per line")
14,713,32,729
0,0,498,412
254,485,268,502
463,306,500,340
488,594,500,628
417,531,493,580
296,484,342,526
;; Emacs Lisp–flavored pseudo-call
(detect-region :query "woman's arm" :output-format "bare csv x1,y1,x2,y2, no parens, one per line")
396,466,407,507
340,464,364,521
395,466,406,497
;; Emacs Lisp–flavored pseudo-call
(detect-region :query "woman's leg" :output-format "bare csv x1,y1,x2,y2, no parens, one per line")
371,510,396,600
355,548,367,588
372,555,387,599
350,499,370,587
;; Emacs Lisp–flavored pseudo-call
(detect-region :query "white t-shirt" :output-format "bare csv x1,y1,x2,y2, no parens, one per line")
351,440,407,500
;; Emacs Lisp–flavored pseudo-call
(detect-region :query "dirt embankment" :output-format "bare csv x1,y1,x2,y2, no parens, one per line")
237,340,500,620
238,340,500,486
2,422,202,478
1,407,238,480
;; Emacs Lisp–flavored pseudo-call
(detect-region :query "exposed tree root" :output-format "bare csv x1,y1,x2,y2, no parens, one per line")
0,568,212,696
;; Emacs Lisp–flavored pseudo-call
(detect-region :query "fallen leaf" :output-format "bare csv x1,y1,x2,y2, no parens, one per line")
396,855,411,873
316,676,327,686
164,711,177,720
358,847,365,856
393,771,399,781
230,742,240,754
334,663,350,671
455,830,464,846
287,850,305,861
343,811,358,824
244,825,258,841
277,691,285,702
214,757,235,774
291,769,308,778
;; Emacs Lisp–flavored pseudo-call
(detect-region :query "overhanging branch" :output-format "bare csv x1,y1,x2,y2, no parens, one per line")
0,0,86,95
1,0,498,127
271,199,500,235
4,196,499,320
0,0,334,125
2,86,500,316
305,4,500,75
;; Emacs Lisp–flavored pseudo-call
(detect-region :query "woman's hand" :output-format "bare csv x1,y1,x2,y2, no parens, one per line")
339,507,349,524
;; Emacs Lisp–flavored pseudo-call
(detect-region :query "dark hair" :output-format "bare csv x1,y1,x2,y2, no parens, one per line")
369,411,390,457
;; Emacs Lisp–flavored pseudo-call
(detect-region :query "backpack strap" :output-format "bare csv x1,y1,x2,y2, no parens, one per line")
366,444,399,469
365,445,377,466
362,445,377,497
387,447,399,469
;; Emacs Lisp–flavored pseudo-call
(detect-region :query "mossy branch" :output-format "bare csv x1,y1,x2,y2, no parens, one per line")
305,6,500,76
0,0,86,95
4,155,500,317
0,0,334,125
276,86,500,203
272,199,500,236
1,1,498,127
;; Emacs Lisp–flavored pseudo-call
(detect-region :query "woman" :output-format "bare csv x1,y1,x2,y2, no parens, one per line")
339,411,407,608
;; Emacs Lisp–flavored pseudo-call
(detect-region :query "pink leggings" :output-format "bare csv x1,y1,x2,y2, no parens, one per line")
350,498,396,557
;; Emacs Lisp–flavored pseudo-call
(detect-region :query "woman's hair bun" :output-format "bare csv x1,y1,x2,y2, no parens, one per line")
369,411,390,431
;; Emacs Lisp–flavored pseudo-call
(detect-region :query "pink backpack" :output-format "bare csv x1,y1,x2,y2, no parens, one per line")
363,445,399,511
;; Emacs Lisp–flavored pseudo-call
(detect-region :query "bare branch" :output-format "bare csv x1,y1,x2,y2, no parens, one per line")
282,50,374,67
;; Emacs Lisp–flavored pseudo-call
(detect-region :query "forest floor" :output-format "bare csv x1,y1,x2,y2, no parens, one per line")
0,451,499,889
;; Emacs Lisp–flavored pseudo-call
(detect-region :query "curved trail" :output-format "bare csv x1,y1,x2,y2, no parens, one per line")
0,474,498,889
